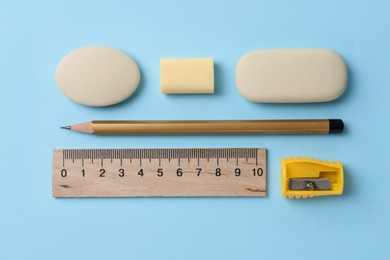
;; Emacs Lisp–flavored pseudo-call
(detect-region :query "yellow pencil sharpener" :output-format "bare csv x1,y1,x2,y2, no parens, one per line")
281,157,344,199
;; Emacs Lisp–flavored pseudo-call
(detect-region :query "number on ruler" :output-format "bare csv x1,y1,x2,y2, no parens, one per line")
59,168,263,178
253,168,264,176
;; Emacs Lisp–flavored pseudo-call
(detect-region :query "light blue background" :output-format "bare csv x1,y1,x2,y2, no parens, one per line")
1,0,389,259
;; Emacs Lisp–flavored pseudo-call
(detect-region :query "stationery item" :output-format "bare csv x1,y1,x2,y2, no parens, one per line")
61,119,344,135
236,49,348,103
55,46,140,107
52,148,266,197
160,58,214,94
281,157,344,198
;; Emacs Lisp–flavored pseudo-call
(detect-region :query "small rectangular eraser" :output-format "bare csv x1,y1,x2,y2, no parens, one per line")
160,58,214,94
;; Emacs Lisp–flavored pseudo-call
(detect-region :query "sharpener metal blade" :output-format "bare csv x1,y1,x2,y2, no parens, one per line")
289,178,332,191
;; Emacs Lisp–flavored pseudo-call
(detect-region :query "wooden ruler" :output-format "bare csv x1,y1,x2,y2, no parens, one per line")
52,148,266,197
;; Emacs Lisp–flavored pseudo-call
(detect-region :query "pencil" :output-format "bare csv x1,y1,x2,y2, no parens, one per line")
61,119,344,135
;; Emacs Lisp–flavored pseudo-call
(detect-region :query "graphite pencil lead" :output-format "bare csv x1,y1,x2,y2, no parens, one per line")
60,126,71,130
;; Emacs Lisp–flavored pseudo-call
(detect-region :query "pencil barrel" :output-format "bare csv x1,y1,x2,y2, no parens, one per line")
91,120,336,135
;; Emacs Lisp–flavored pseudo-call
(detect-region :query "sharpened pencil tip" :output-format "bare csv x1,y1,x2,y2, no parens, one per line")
61,126,71,130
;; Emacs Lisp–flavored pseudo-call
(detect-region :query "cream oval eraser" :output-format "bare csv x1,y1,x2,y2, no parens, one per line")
236,49,348,103
55,46,140,107
160,58,214,94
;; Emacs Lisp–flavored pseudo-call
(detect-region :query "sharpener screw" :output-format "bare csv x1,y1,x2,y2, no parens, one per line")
307,182,316,191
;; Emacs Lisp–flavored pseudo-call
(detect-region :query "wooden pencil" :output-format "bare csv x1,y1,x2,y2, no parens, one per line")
61,119,344,135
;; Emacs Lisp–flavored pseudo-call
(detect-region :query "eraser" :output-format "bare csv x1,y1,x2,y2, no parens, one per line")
236,49,348,103
160,58,214,94
55,46,140,107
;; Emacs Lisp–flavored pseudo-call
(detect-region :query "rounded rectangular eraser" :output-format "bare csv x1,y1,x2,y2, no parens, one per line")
160,58,214,94
236,49,348,103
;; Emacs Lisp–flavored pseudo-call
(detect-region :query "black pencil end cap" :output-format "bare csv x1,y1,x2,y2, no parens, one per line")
329,119,344,134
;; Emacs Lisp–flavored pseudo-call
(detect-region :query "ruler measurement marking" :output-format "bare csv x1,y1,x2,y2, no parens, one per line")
60,149,259,165
256,152,258,166
81,150,84,167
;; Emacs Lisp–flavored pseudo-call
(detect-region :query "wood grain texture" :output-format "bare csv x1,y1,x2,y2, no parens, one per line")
52,148,266,197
